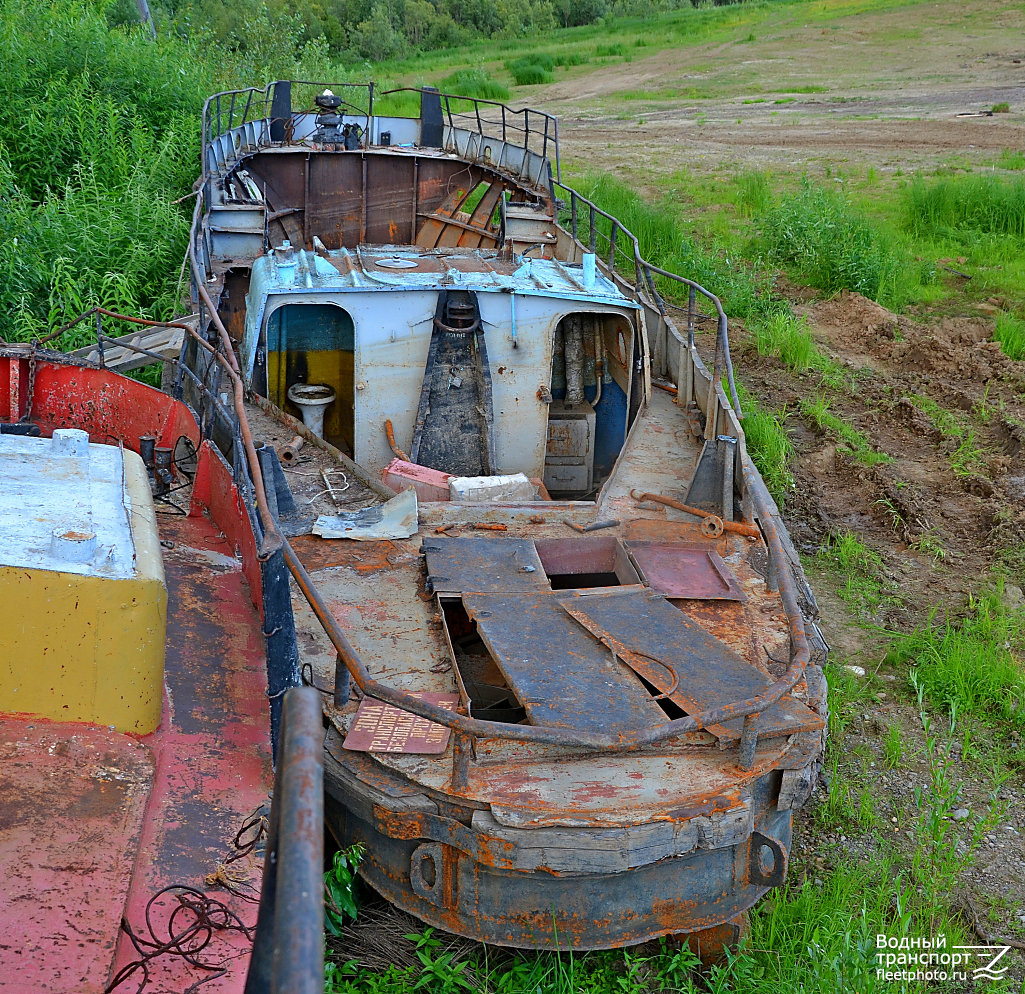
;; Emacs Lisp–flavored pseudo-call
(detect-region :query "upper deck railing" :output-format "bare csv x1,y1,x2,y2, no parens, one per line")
200,80,561,182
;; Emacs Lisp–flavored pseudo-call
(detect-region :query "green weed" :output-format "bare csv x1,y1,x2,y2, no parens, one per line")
817,531,890,616
911,531,946,562
886,589,1025,728
736,383,794,505
949,429,987,477
883,721,903,768
735,170,772,216
995,148,1025,171
994,311,1025,360
909,686,1008,932
505,55,555,86
437,68,509,102
753,308,815,370
759,183,925,307
992,101,1010,114
801,395,892,466
750,307,852,389
324,843,364,936
905,174,1025,239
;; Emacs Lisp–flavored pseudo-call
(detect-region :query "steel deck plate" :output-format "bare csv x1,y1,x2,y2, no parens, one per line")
627,542,746,601
463,591,666,733
422,537,546,594
558,588,823,743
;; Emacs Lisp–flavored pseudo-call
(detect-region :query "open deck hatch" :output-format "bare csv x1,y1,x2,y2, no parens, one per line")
423,536,823,743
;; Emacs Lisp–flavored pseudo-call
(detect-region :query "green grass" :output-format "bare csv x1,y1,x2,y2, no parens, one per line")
994,311,1025,360
750,308,853,389
995,148,1025,171
505,55,555,86
886,589,1025,728
905,174,1025,239
759,183,931,308
816,531,891,616
437,68,510,101
801,395,892,466
570,173,770,318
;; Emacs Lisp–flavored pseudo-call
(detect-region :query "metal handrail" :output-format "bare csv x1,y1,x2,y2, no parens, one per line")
200,81,561,186
244,687,325,994
377,86,561,181
553,180,742,419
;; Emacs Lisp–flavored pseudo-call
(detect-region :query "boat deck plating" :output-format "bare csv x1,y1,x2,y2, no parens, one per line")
0,503,271,992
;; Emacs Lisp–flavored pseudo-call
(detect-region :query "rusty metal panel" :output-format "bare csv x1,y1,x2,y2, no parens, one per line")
308,153,363,248
463,591,665,733
343,694,459,754
535,536,620,574
421,536,545,594
366,156,417,245
558,588,822,743
627,541,746,601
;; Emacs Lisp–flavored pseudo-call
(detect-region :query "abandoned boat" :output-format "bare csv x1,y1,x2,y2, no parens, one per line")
2,76,827,970
180,79,829,950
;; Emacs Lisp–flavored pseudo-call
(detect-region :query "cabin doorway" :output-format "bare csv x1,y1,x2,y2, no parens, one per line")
265,303,355,452
544,311,633,497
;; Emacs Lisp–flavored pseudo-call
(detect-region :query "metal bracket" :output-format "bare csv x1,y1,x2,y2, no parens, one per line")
410,842,445,906
748,831,787,888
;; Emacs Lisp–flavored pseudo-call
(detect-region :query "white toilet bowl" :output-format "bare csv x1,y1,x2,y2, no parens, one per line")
287,382,335,438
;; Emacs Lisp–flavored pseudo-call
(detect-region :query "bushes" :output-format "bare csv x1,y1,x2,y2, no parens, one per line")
759,185,901,301
506,54,555,86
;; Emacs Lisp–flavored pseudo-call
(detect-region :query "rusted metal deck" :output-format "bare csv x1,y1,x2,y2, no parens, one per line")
287,386,824,948
0,513,272,993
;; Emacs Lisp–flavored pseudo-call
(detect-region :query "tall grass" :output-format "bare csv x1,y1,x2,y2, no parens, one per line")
905,174,1025,239
759,184,925,306
994,311,1025,360
573,173,769,318
437,67,509,101
505,54,555,86
0,0,347,340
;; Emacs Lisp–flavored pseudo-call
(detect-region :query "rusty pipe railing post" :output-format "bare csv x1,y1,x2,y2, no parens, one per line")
738,713,760,770
244,687,324,994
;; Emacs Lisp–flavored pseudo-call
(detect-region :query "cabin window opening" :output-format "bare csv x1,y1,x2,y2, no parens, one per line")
534,537,640,590
440,598,526,724
545,311,633,499
263,303,356,452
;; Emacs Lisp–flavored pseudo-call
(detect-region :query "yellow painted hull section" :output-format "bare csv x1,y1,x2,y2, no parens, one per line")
0,452,166,734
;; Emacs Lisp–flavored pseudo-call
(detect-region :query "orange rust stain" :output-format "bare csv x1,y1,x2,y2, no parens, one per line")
289,536,413,573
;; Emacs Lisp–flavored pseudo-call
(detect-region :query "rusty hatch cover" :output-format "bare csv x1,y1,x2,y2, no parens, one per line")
343,693,460,754
422,536,545,594
626,541,746,602
464,591,665,733
558,587,823,744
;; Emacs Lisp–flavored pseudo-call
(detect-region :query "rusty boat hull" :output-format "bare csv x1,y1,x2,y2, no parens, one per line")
174,80,830,950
